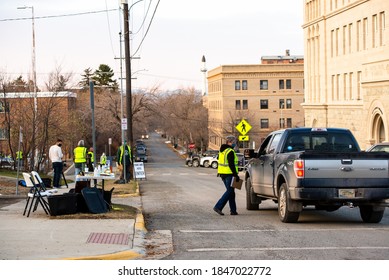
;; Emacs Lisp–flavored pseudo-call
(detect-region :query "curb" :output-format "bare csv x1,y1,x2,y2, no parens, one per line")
63,211,147,260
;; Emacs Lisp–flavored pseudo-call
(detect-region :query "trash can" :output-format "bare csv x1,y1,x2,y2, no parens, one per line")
48,193,77,216
41,178,52,188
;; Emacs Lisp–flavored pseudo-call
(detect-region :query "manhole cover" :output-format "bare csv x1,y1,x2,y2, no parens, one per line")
87,232,130,245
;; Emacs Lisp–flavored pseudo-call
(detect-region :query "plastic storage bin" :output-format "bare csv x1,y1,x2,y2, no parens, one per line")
48,193,77,216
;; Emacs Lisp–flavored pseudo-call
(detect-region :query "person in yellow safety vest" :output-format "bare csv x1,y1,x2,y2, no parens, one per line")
117,143,132,182
73,140,87,175
100,152,107,166
86,147,94,172
16,150,23,167
213,135,240,216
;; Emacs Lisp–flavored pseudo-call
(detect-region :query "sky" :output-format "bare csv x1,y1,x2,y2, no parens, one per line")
0,0,304,92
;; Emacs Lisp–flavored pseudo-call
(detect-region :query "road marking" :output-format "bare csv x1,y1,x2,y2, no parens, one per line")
188,246,389,252
180,228,389,233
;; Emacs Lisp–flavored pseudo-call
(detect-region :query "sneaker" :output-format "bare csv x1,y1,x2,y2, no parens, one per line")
230,212,238,215
213,207,224,216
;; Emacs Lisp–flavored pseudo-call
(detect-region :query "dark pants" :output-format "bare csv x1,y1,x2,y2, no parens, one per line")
214,175,236,213
52,162,63,188
120,163,132,181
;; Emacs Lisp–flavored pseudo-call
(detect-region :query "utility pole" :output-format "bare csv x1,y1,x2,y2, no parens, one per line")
123,1,133,148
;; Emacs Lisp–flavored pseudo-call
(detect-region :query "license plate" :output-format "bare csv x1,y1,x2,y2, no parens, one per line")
338,189,356,198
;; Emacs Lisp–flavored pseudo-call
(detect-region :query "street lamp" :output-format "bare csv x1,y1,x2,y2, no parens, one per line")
18,5,38,170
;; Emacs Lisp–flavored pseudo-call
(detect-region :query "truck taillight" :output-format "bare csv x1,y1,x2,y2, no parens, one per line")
294,159,304,178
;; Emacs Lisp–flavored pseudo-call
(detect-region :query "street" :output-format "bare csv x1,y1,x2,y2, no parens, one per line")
140,133,389,260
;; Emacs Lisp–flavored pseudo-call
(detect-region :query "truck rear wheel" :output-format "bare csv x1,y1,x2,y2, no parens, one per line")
278,183,300,223
245,177,260,210
359,205,385,223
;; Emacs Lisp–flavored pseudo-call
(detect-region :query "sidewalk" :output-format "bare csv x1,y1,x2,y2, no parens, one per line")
0,182,147,260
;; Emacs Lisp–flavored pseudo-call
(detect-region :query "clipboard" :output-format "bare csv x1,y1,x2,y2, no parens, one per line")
231,177,243,190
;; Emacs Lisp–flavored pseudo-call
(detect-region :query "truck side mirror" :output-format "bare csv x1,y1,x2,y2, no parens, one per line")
244,149,257,159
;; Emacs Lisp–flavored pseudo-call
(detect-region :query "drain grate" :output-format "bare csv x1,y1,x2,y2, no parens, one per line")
87,232,130,245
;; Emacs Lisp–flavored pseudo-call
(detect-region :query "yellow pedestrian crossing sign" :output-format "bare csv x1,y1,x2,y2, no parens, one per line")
236,119,252,135
239,135,250,141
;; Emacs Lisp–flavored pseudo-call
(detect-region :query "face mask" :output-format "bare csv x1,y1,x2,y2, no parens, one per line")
58,143,62,147
231,143,236,148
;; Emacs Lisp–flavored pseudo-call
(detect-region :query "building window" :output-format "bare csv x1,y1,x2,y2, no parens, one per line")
279,118,285,128
286,118,292,128
235,80,241,90
242,80,248,90
260,119,269,129
242,100,248,110
279,99,285,109
260,99,268,109
286,79,292,89
279,80,285,89
235,100,241,110
260,80,268,90
286,99,292,109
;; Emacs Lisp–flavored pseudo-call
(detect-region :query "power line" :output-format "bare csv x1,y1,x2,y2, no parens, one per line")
0,9,118,22
132,0,161,57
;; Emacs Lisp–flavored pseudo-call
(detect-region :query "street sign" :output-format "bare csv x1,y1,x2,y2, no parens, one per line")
235,119,252,135
239,135,250,141
134,162,146,180
121,118,127,130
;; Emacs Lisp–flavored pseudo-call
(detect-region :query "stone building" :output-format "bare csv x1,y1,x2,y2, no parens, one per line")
206,51,305,150
303,0,389,149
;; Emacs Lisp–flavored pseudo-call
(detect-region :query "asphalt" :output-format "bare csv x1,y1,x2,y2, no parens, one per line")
0,180,147,260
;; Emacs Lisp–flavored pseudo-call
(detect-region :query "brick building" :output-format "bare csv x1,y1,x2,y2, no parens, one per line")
206,51,305,150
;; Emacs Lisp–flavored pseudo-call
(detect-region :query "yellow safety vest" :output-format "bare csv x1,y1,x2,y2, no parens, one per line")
74,147,87,163
217,148,238,174
16,151,23,159
119,145,132,164
100,154,107,165
88,151,94,163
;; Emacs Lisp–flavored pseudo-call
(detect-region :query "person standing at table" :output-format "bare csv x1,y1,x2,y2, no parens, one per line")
117,142,132,182
49,139,63,188
100,152,107,166
87,147,94,172
73,140,87,176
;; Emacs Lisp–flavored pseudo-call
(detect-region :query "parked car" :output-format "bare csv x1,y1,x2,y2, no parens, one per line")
237,153,245,171
186,154,200,167
202,149,218,157
200,155,218,169
0,157,14,169
366,142,389,152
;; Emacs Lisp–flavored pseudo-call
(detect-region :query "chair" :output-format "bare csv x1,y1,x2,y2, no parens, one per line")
22,172,52,217
31,171,58,194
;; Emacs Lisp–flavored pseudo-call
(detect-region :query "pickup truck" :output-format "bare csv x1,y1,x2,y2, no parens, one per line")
245,127,389,223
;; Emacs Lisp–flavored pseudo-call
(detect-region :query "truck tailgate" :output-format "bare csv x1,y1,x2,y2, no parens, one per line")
302,152,389,179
